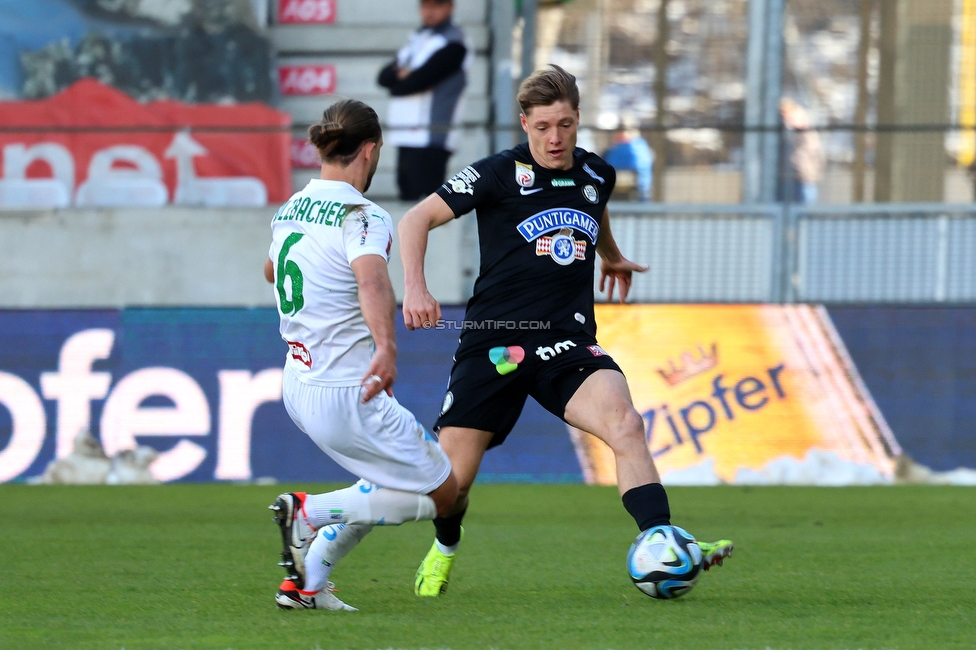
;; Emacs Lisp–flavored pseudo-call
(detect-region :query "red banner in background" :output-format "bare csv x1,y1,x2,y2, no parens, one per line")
278,0,337,24
278,65,336,96
291,137,321,169
0,79,292,208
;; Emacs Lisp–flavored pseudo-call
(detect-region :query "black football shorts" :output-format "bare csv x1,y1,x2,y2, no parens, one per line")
433,331,622,448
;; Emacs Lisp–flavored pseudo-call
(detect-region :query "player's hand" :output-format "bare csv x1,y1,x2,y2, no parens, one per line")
599,257,649,303
361,346,396,403
402,289,442,331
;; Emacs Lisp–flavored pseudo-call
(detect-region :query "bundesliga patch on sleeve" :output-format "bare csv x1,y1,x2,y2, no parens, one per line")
515,161,535,188
444,166,480,195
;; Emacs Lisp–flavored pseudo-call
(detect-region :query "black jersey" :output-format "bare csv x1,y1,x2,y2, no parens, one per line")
436,142,616,347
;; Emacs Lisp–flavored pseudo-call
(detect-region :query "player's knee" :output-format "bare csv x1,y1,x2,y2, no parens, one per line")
428,472,460,517
434,498,457,518
604,408,647,454
456,479,472,501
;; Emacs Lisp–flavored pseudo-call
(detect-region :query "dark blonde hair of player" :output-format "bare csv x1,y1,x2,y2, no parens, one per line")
397,65,656,515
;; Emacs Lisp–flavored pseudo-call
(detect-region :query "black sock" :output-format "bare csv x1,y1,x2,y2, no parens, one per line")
622,483,671,531
433,506,466,547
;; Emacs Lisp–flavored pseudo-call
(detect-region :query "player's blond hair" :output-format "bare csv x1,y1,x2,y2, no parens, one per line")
517,64,580,115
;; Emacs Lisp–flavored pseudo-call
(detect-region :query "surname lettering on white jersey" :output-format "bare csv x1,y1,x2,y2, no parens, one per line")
269,179,393,386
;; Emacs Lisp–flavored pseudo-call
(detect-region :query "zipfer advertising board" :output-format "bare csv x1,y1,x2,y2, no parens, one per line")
0,306,973,485
571,305,901,486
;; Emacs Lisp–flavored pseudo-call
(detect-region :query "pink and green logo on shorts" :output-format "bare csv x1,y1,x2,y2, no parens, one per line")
489,345,525,375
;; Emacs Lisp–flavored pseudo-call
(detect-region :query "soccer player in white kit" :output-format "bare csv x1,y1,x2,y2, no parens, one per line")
265,99,458,611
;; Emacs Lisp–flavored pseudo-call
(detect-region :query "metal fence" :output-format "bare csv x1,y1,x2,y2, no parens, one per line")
538,0,976,205
793,204,976,302
601,202,976,303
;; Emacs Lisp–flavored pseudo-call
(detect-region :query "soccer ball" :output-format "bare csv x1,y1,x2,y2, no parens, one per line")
627,525,704,599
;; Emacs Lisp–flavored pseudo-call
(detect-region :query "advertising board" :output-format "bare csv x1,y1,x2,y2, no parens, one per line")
571,305,902,486
277,0,337,24
0,80,291,208
3,306,974,485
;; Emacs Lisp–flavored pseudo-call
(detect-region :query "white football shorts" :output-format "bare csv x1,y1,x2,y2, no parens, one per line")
282,366,452,494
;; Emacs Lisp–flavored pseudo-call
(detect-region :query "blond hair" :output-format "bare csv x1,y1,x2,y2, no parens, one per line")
517,64,580,115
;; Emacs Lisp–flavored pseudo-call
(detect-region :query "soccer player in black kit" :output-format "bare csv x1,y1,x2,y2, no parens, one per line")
399,65,733,596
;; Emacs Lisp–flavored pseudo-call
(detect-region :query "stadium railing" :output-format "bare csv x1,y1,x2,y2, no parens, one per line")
601,202,976,304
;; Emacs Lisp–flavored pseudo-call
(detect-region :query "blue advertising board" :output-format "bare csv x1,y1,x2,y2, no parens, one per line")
0,307,579,484
830,307,976,473
2,306,974,483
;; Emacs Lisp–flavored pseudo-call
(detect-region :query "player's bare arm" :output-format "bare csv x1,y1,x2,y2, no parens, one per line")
596,206,649,303
351,253,398,402
398,193,455,330
263,257,274,283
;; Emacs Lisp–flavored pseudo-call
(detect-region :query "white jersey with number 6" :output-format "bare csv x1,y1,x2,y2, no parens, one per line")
269,179,394,386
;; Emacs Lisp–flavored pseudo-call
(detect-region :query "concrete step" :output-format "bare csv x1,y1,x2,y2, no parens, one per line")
282,94,489,127
291,129,491,199
276,54,489,105
271,24,489,55
292,131,488,176
271,0,488,26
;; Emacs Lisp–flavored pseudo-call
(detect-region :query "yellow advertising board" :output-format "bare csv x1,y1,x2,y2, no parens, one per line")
570,305,903,486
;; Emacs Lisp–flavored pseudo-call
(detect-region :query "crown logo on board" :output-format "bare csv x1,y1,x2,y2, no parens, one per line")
657,343,718,386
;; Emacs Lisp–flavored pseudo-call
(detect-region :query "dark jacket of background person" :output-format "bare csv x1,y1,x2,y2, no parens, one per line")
377,12,468,200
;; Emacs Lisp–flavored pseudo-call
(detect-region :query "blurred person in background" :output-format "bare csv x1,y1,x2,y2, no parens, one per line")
398,65,733,597
779,98,824,205
377,0,469,200
603,124,654,202
264,99,458,611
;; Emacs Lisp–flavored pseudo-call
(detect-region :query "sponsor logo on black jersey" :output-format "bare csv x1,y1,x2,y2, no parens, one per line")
536,339,577,361
551,178,576,187
489,345,525,375
445,166,480,195
536,227,586,265
516,208,600,244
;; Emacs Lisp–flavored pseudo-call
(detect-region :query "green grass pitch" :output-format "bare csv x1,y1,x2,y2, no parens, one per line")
1,483,973,649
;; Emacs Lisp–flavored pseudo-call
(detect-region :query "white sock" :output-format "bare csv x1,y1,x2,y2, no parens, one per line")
436,540,459,555
303,480,437,527
303,523,374,593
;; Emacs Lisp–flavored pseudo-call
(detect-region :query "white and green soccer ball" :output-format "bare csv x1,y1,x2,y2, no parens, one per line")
627,525,704,599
